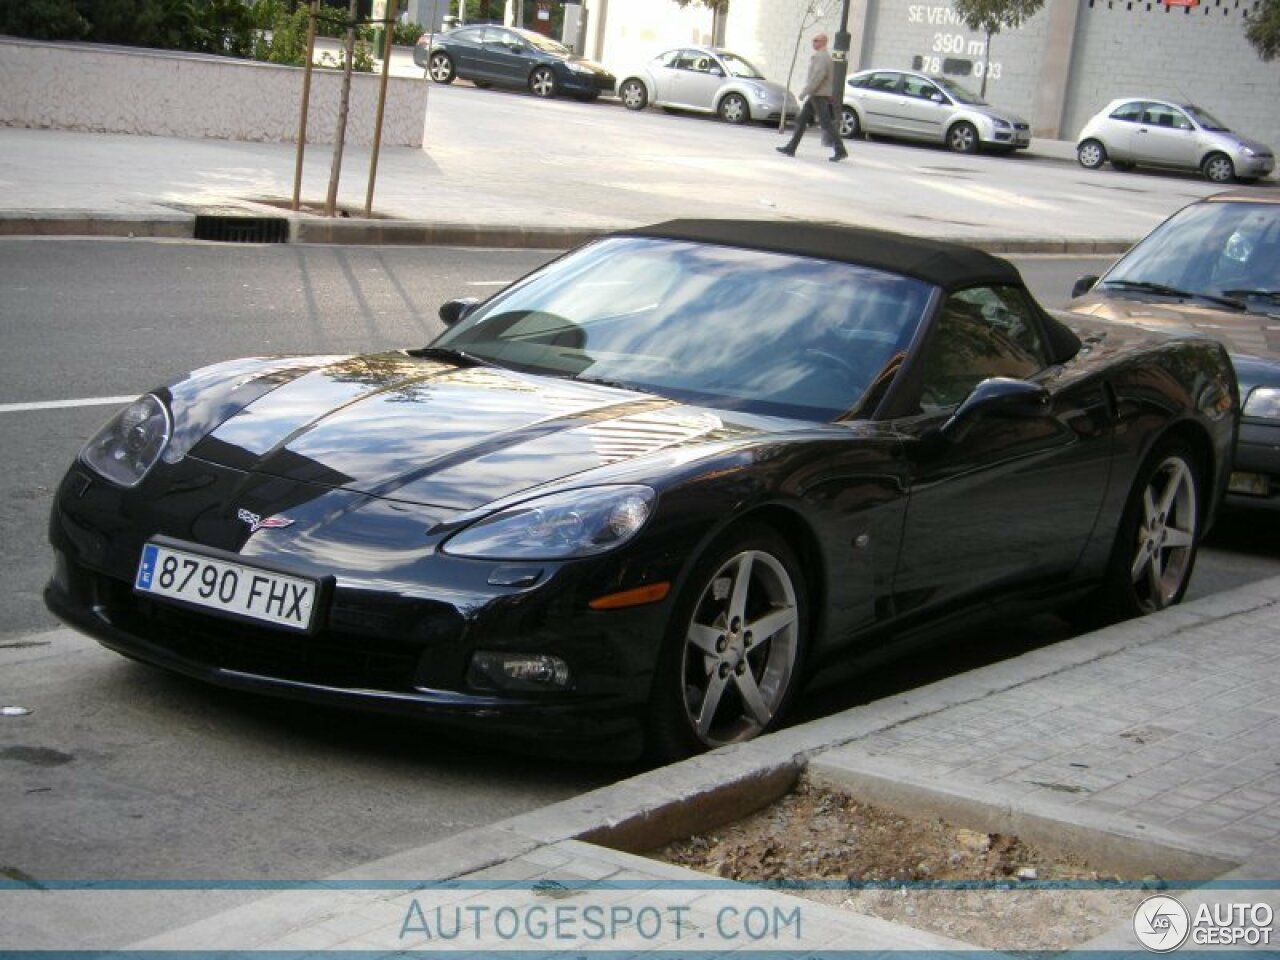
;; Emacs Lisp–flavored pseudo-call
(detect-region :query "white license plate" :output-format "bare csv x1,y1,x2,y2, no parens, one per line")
135,542,318,631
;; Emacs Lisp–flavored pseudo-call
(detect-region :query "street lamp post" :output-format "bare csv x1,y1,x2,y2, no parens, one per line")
831,0,852,102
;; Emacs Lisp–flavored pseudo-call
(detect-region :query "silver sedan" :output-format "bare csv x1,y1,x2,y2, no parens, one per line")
1076,98,1275,183
617,47,798,124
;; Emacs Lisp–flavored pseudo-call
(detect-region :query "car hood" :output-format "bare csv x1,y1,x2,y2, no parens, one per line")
565,54,611,73
1070,295,1280,358
1206,130,1273,155
966,103,1027,125
185,353,769,511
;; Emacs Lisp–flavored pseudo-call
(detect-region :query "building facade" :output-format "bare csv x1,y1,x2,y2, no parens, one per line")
579,0,1278,149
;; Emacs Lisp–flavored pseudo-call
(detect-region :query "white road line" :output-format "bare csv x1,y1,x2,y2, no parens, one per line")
0,396,134,414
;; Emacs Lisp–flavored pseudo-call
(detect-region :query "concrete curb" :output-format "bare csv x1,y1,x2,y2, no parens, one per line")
0,209,1138,255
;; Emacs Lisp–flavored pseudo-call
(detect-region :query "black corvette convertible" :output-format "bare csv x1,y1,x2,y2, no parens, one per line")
46,221,1237,760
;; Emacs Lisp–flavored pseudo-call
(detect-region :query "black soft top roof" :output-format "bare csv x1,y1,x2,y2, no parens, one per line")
620,219,1023,291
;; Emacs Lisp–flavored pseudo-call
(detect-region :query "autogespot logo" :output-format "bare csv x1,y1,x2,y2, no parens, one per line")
1134,895,1191,952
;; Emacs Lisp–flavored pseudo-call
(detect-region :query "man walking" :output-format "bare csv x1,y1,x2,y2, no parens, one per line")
776,33,847,162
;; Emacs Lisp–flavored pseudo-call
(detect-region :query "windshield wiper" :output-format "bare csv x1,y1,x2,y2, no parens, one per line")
1223,288,1280,303
412,346,495,367
1102,279,1246,311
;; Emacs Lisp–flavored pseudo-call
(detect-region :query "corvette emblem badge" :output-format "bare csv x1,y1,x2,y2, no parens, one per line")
237,508,295,533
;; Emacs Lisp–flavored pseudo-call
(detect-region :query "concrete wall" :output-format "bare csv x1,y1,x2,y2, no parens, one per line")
1062,0,1280,147
0,37,428,147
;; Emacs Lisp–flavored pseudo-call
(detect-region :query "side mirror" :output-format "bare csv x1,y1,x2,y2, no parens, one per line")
1071,275,1100,299
709,66,724,77
439,297,480,327
941,377,1050,438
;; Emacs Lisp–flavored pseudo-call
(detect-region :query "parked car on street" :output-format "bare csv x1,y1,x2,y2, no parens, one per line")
617,47,798,124
415,24,615,101
839,69,1030,153
47,221,1235,762
1070,192,1280,509
1075,98,1274,183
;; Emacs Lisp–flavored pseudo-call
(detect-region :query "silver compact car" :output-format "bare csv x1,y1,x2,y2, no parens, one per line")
617,47,798,124
839,69,1030,153
1076,98,1274,183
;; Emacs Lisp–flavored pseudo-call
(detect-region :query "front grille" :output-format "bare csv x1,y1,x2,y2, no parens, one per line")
98,576,425,691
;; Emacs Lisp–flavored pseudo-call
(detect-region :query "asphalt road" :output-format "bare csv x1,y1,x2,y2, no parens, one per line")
2,239,1279,895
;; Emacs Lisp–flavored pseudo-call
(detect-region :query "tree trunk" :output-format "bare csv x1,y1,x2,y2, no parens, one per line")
325,0,360,217
980,28,992,98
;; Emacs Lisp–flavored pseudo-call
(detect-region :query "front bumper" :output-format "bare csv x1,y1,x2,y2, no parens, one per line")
1226,419,1280,508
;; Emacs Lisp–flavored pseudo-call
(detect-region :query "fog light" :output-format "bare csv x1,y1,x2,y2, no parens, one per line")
1229,471,1270,497
468,652,572,692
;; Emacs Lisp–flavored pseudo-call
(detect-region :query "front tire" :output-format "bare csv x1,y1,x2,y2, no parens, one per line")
1202,152,1236,184
529,66,557,99
947,120,979,154
839,105,860,139
619,78,648,111
1077,138,1107,169
718,92,749,124
646,523,807,762
1101,440,1202,621
427,52,455,84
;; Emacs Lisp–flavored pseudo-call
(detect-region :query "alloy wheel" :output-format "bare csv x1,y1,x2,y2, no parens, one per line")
428,53,454,84
719,93,748,124
1203,153,1235,183
1077,139,1106,169
1130,454,1198,613
530,67,556,98
619,79,647,110
680,548,800,747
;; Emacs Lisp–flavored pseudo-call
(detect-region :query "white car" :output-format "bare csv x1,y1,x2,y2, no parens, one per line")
840,69,1030,154
1076,98,1274,184
617,47,798,125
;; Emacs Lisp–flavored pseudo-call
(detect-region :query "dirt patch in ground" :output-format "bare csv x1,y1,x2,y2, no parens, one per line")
652,774,1158,951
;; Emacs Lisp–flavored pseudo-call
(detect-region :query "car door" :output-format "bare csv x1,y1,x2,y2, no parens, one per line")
646,49,684,104
477,27,531,85
896,75,950,141
1132,103,1200,170
664,50,720,111
447,26,486,77
889,285,1114,617
848,71,904,135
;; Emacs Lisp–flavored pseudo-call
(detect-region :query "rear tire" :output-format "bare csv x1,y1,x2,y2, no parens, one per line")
1077,139,1107,169
839,105,860,139
1098,439,1202,622
427,52,455,84
619,78,648,111
645,523,807,762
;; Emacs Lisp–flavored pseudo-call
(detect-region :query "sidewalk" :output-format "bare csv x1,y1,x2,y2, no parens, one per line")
6,577,1279,953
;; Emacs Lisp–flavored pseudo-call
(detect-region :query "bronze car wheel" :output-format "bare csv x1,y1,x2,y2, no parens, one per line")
427,52,455,84
647,523,807,761
529,66,557,98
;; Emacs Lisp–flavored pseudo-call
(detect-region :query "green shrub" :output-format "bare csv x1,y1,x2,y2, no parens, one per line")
0,0,90,40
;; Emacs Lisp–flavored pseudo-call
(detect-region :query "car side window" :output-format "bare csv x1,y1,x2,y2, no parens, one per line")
1110,101,1146,123
902,76,939,101
919,286,1049,412
672,50,701,71
865,72,900,92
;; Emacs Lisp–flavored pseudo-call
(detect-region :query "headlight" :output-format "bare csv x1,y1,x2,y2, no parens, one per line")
81,394,172,487
993,118,1010,129
565,61,591,74
1244,387,1280,419
443,486,655,560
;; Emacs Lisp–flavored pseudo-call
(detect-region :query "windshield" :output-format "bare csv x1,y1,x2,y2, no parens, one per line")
436,237,933,422
719,52,764,79
1184,104,1229,132
1101,201,1280,314
932,76,986,105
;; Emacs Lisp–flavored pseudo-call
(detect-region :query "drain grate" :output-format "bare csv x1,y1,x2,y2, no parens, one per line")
193,215,289,243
